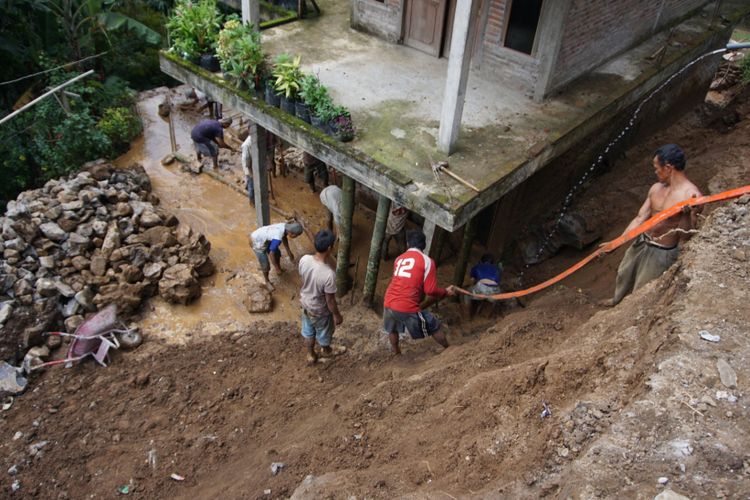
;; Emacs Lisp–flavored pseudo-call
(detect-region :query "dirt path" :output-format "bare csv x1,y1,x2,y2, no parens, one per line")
1,88,749,498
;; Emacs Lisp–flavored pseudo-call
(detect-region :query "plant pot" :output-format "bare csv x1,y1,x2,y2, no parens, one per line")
310,114,327,132
334,131,355,142
264,86,281,107
279,95,296,115
295,102,311,123
199,54,221,72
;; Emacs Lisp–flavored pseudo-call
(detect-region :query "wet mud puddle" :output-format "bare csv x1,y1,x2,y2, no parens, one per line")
115,88,304,344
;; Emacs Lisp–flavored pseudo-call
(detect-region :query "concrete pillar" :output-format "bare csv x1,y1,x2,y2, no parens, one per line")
250,124,269,226
362,195,391,307
429,226,446,262
335,175,355,297
437,0,480,154
532,0,573,102
423,219,437,254
452,216,477,287
242,0,261,30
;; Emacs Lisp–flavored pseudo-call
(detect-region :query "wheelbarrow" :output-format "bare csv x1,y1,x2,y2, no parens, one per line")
30,304,142,370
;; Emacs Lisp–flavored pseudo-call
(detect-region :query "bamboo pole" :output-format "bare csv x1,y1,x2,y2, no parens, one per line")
452,216,477,287
335,175,355,297
362,195,391,307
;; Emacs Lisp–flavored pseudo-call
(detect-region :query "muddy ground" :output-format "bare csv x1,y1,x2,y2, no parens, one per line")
1,83,749,499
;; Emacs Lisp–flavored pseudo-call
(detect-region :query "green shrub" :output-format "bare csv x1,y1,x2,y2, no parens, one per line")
272,53,302,99
166,0,222,60
98,107,143,153
740,55,750,84
217,17,265,89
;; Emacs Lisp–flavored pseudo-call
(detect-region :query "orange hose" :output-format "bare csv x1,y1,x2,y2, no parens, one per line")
457,184,750,301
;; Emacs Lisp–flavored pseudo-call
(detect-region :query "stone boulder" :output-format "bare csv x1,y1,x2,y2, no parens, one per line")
242,277,273,313
158,264,201,305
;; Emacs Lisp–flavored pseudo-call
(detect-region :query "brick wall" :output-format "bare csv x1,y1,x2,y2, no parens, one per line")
475,0,539,93
549,0,710,91
350,0,403,43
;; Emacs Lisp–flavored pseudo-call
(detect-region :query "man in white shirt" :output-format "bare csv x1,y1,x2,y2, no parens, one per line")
249,222,303,288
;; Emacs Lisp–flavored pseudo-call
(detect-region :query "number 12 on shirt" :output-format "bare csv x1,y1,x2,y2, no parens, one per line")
394,257,415,278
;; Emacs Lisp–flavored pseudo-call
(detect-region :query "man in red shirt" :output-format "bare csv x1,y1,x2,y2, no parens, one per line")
383,229,456,354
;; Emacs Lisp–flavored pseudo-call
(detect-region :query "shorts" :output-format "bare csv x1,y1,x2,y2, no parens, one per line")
254,247,280,273
383,307,441,339
194,140,218,158
301,310,334,347
462,281,501,304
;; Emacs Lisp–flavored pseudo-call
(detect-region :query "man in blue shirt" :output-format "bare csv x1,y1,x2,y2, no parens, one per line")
464,253,502,317
190,117,234,170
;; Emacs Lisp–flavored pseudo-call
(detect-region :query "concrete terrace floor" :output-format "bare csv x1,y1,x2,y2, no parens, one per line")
251,0,747,229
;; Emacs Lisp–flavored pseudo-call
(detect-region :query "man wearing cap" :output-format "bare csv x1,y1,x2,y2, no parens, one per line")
249,221,303,288
190,117,234,171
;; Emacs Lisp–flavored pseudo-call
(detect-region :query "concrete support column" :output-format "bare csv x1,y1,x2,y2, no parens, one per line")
241,0,261,30
362,195,391,307
452,216,477,287
437,0,480,154
532,0,573,101
335,175,356,297
250,124,269,226
429,226,446,262
423,219,437,254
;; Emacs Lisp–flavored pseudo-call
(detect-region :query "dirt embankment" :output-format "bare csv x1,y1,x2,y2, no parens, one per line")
1,85,749,500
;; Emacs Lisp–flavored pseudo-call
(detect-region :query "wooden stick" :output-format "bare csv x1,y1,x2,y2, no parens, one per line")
440,166,480,192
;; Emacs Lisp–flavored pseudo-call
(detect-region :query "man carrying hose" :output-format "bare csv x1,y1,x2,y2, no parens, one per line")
383,230,456,354
606,144,701,305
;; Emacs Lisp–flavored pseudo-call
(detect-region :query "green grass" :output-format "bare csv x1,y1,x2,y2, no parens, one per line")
732,28,750,42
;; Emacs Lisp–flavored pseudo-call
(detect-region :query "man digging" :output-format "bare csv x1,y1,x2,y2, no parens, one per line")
249,221,303,290
190,117,234,171
604,143,701,305
298,229,345,364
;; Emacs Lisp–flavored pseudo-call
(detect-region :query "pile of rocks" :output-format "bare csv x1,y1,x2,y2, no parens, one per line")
0,160,214,362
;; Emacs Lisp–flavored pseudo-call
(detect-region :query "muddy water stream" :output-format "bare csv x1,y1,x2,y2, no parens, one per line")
115,89,305,344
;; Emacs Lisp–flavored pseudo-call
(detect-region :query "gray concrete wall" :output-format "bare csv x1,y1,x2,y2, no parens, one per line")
548,0,711,92
350,0,403,43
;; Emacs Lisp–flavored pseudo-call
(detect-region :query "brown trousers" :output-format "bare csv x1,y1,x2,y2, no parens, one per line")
613,234,679,304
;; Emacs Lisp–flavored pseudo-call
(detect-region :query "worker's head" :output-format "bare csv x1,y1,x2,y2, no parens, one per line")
314,229,336,254
654,144,686,171
284,222,303,239
406,230,426,251
480,253,495,264
219,117,232,128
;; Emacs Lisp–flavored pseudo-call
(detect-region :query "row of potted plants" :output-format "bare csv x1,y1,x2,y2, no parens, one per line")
166,0,354,142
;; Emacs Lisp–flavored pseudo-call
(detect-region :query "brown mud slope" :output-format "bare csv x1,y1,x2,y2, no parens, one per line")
2,95,750,499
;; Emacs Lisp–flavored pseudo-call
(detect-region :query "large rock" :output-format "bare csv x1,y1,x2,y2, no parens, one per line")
159,264,201,305
243,278,273,313
39,222,66,242
94,282,147,314
101,224,122,259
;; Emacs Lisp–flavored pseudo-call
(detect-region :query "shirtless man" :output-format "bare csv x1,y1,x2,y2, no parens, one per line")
607,144,701,305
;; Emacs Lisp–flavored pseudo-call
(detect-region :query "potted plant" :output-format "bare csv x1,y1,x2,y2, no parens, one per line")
296,74,322,123
329,105,355,142
313,96,337,132
216,18,265,92
167,0,222,71
272,53,302,115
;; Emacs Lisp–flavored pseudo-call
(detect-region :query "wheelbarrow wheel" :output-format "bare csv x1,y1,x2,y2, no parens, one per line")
119,330,143,349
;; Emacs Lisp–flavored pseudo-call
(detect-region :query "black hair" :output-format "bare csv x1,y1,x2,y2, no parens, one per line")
480,253,494,264
406,229,426,251
654,144,686,171
314,229,336,252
